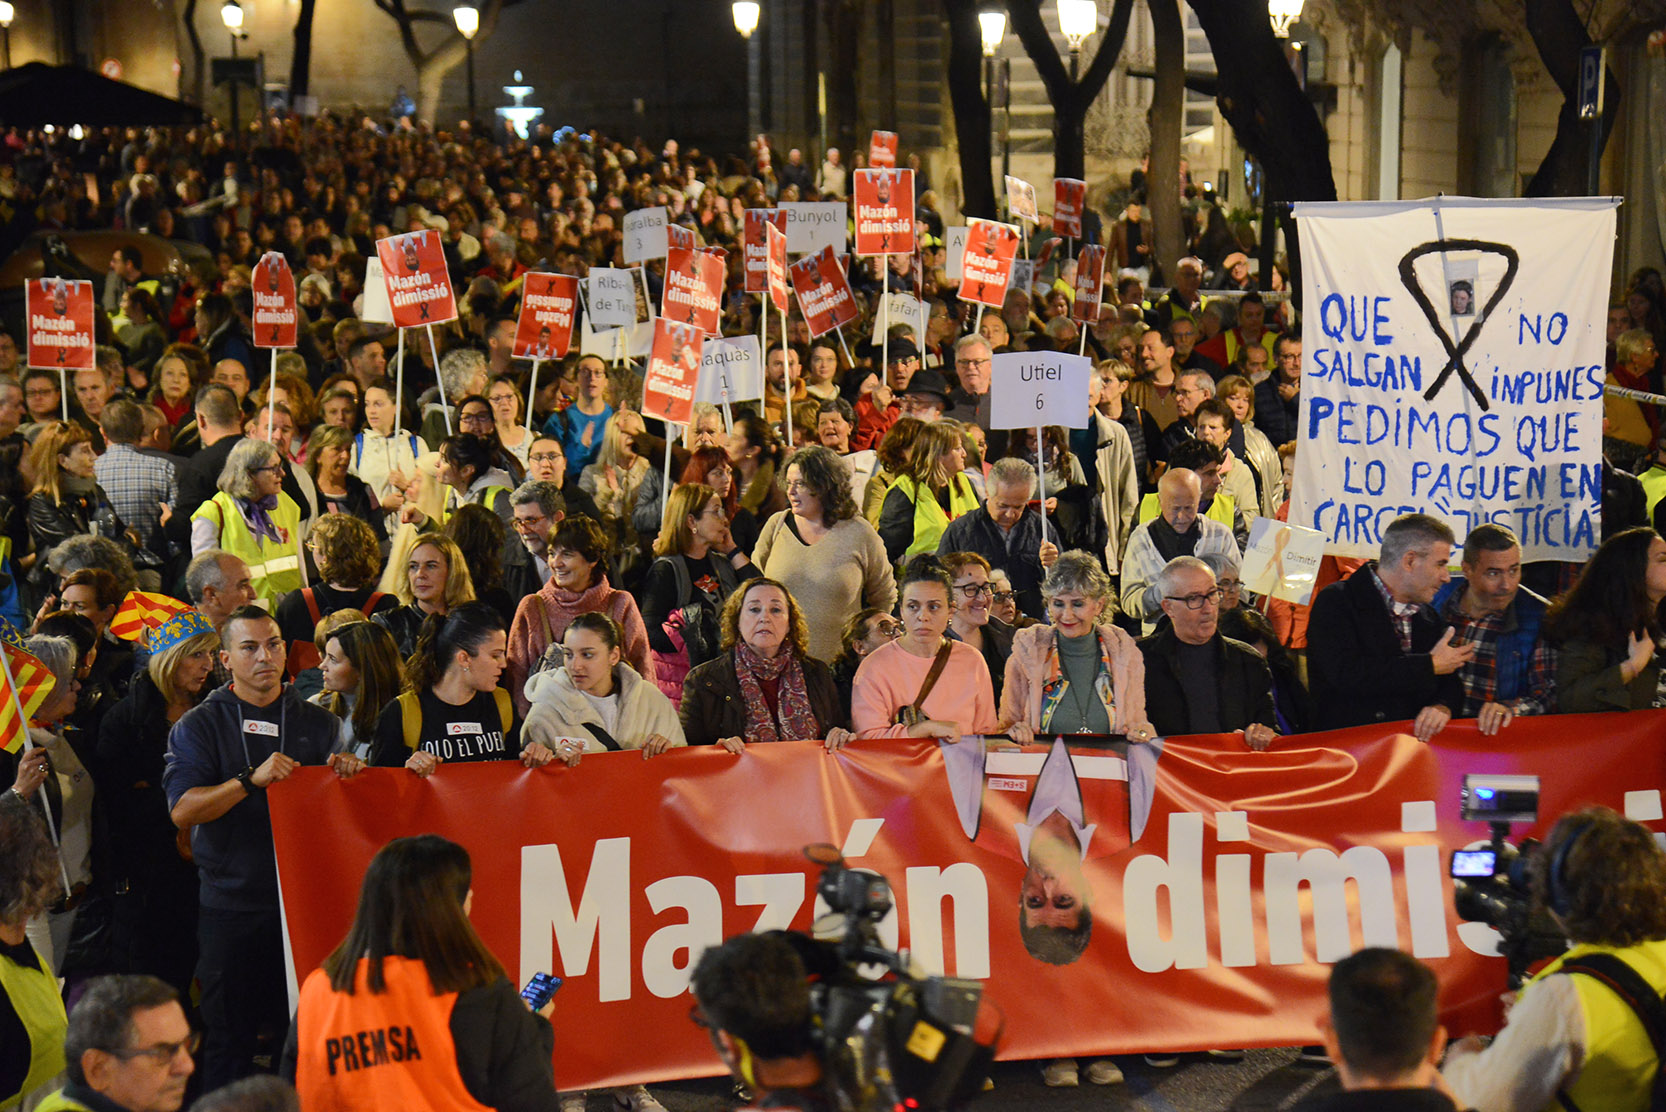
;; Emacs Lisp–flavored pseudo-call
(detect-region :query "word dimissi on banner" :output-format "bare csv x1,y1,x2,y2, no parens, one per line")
743,210,788,294
960,219,1021,309
1072,245,1107,324
374,229,457,327
643,319,703,425
1291,197,1617,560
251,253,298,349
1054,179,1086,239
788,246,859,337
25,277,95,370
662,247,725,335
853,169,915,257
514,273,579,359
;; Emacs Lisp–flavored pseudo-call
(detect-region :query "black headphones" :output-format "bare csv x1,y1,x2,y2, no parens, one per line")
1545,817,1596,918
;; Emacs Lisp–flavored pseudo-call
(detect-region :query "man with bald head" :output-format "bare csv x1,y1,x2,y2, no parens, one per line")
1119,467,1240,633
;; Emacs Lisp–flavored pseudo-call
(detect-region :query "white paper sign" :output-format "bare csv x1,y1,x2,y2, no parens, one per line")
779,202,848,256
694,335,763,405
586,268,638,329
870,292,928,348
361,257,394,324
1009,258,1036,297
1005,175,1039,222
988,351,1093,430
1239,517,1328,605
945,226,969,280
623,207,668,264
579,317,654,359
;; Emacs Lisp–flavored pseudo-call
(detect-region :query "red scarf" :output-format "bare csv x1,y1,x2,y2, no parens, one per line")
733,642,819,744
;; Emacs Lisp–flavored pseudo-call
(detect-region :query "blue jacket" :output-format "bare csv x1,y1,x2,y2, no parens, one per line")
1431,576,1550,705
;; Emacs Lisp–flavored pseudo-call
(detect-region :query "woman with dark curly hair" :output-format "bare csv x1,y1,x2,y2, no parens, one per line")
1544,526,1666,712
753,445,896,662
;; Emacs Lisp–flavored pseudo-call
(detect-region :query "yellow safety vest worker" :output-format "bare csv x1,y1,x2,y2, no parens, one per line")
1533,938,1666,1112
1135,490,1236,530
191,490,304,606
888,473,980,560
0,944,67,1110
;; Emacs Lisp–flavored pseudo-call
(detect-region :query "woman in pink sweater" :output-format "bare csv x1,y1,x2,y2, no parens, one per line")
506,514,653,714
851,555,997,740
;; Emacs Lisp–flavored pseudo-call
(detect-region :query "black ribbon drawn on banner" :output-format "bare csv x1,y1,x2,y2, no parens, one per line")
1396,238,1520,412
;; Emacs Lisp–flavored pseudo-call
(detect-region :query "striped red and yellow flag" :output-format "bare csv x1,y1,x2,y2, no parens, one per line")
109,590,194,643
0,643,57,754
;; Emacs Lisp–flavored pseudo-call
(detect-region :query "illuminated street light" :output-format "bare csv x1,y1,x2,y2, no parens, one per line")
978,9,1006,57
1269,0,1303,38
732,2,760,39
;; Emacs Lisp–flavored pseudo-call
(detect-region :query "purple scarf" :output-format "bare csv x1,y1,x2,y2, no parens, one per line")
238,493,284,545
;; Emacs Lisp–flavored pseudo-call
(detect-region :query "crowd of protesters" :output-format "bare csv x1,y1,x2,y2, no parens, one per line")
1,109,1665,1111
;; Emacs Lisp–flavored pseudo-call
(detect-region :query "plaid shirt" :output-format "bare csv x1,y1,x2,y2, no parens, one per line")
1368,565,1420,653
1436,584,1557,717
94,442,177,550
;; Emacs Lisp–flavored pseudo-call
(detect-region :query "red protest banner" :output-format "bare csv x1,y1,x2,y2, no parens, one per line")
662,247,726,335
251,253,298,349
765,222,790,314
959,218,1021,308
272,711,1666,1091
1071,244,1108,325
375,229,457,327
853,168,915,257
1054,178,1086,238
667,223,696,252
869,130,898,168
514,273,580,359
643,318,704,425
788,246,859,337
25,277,95,371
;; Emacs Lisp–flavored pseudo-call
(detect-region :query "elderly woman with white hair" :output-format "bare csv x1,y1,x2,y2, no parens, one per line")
420,346,490,450
191,437,306,607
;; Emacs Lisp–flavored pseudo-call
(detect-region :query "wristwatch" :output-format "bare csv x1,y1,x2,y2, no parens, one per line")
236,766,260,794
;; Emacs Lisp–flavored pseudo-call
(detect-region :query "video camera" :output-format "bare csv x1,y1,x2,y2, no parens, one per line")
1448,774,1567,985
787,845,999,1112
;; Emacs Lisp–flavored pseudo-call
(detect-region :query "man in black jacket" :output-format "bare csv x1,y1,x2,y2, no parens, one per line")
1140,556,1276,748
1306,513,1474,741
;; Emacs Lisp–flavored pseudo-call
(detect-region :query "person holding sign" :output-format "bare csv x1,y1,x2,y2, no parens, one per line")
876,422,981,565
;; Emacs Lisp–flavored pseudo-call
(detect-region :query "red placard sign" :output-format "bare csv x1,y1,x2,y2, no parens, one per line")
375,229,457,327
662,247,725,335
25,277,95,371
1071,244,1108,325
959,218,1021,308
643,318,704,425
765,222,790,315
252,252,299,349
868,129,898,168
1054,178,1087,238
667,223,696,253
787,246,859,337
853,168,915,257
514,272,580,359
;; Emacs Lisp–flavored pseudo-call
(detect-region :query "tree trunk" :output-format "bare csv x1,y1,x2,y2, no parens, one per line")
182,0,205,107
825,0,862,162
943,0,996,219
374,0,502,126
1007,0,1136,181
290,0,317,99
1147,0,1186,282
1523,0,1620,196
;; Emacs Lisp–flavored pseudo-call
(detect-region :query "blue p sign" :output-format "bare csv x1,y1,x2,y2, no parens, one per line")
1578,46,1605,120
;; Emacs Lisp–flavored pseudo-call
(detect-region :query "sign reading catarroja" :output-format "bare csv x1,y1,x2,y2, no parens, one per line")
1291,197,1618,563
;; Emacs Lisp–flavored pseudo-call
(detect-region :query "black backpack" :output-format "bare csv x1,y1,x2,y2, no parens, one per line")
1556,953,1666,1112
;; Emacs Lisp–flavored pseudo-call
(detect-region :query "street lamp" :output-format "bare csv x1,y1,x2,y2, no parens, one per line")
977,9,1005,57
1057,0,1097,80
732,3,762,143
978,8,1007,188
453,4,479,127
0,3,14,70
1268,0,1303,38
221,0,243,147
732,2,760,37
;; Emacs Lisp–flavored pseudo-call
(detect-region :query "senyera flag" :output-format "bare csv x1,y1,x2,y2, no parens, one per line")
1054,178,1086,238
374,229,457,328
25,277,95,371
0,642,56,754
765,222,790,315
514,273,580,359
1071,244,1108,325
109,590,194,643
853,168,915,257
643,319,704,426
252,252,299,349
788,246,859,338
959,218,1022,309
869,130,898,169
662,247,725,335
743,210,787,294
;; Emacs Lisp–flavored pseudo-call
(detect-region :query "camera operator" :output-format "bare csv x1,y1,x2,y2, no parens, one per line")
690,933,830,1112
1443,806,1666,1112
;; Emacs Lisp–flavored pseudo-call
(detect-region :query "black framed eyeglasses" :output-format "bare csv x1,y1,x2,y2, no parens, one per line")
954,582,994,600
1164,588,1223,610
991,590,1015,604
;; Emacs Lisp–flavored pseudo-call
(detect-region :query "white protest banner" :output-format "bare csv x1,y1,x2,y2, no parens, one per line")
360,257,395,324
1005,175,1038,223
623,206,669,264
1240,517,1328,605
944,226,969,280
780,201,848,256
694,335,763,406
580,318,653,359
1009,258,1036,297
1291,197,1618,562
870,292,927,348
987,351,1093,430
586,268,638,329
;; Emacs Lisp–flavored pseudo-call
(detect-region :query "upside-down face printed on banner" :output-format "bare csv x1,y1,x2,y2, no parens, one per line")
644,318,704,426
662,247,725,335
788,246,859,338
766,222,791,315
869,129,899,169
960,218,1022,309
667,223,696,253
514,273,579,359
744,210,788,294
853,168,916,257
1054,178,1086,238
375,229,457,328
1072,244,1107,325
25,277,94,370
1291,197,1618,562
252,253,298,349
